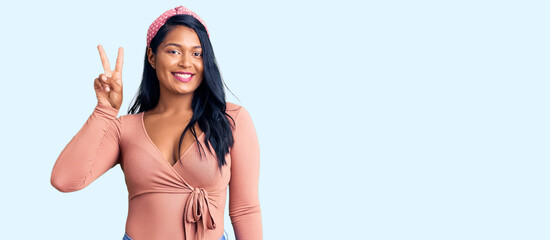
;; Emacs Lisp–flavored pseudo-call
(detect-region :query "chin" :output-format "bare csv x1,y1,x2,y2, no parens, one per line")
176,88,197,94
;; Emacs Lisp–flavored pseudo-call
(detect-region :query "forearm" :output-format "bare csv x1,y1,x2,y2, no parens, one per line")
231,203,263,240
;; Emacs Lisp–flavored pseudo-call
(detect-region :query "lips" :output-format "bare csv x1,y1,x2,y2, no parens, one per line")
172,72,194,82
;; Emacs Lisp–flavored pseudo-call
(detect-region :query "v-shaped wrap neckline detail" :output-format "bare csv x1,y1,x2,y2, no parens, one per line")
139,111,216,239
140,111,205,169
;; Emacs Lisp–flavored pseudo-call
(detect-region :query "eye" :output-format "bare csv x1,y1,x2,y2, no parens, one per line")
168,49,180,55
192,52,203,57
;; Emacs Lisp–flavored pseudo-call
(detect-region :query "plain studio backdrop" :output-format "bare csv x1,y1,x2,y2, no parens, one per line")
0,0,548,239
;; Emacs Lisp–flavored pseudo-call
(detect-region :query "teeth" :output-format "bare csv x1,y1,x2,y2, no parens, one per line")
174,73,192,78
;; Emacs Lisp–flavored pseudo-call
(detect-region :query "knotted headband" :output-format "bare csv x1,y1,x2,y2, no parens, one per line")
146,5,210,47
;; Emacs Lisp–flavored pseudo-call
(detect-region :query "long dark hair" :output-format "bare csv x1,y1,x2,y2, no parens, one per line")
128,14,238,171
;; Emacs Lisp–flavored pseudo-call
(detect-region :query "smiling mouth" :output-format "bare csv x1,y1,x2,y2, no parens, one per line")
172,72,194,82
173,72,192,78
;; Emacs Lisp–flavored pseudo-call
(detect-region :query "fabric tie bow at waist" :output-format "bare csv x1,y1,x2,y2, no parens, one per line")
185,187,216,239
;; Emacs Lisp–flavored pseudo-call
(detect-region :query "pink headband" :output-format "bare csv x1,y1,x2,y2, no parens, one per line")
146,5,209,47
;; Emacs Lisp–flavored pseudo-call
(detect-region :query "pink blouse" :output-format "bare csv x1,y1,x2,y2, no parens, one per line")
50,102,262,240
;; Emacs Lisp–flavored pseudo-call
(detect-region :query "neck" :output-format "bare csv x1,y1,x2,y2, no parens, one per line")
150,88,195,116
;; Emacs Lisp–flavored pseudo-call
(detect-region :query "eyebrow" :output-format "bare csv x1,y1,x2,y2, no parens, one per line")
162,43,202,49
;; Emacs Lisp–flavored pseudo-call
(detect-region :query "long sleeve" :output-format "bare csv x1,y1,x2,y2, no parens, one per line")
50,102,122,193
229,106,263,240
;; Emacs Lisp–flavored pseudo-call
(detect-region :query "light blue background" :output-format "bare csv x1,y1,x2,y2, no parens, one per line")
0,0,548,239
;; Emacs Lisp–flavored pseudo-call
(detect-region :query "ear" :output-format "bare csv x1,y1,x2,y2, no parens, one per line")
147,47,156,69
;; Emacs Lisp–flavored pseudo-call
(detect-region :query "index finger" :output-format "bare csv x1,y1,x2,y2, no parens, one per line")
114,47,124,73
97,44,112,75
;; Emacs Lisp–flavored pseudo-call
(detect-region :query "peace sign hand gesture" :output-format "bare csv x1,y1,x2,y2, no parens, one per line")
94,45,124,110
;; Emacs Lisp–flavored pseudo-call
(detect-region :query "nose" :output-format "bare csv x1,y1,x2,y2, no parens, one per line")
178,54,192,68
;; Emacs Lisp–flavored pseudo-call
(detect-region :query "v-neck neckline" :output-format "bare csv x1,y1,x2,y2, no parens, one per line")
140,111,205,169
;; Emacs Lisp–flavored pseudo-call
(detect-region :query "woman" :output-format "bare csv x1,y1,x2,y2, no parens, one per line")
50,5,263,240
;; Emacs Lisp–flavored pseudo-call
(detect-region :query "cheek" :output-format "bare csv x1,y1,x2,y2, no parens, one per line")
195,69,204,84
196,63,205,74
158,56,176,68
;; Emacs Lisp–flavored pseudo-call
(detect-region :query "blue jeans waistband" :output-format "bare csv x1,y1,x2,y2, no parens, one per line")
123,230,228,240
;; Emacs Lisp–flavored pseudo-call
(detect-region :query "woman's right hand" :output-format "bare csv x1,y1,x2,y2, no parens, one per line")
94,44,124,110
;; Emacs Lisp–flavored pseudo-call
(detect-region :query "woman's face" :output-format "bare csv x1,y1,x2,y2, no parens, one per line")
148,25,204,96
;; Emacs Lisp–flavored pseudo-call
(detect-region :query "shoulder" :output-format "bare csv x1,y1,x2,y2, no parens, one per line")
225,101,245,117
225,101,256,128
226,101,243,112
113,111,143,127
225,102,255,127
118,112,140,120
